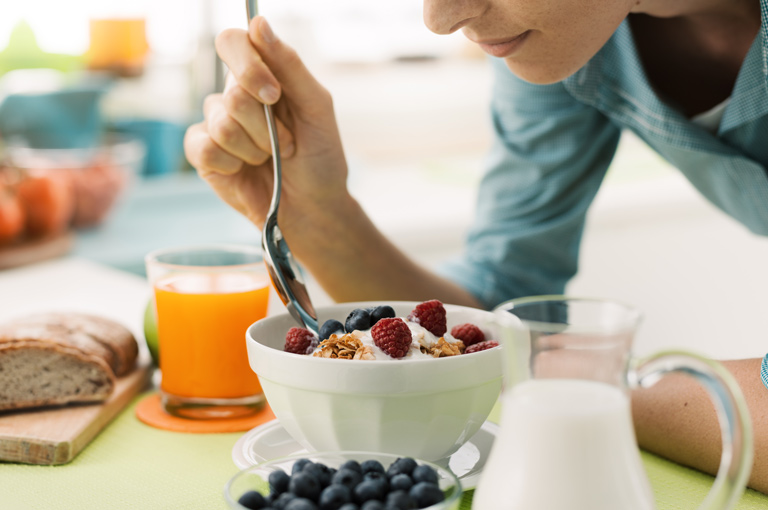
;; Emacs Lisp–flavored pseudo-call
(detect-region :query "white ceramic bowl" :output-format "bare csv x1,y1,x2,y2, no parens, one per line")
246,301,503,462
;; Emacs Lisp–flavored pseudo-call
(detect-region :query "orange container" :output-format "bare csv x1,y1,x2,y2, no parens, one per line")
146,246,270,419
88,18,149,76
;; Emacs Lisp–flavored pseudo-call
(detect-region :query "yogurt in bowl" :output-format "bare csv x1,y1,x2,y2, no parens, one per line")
245,301,503,462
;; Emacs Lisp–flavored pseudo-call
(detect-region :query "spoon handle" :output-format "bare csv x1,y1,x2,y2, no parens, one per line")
246,1,319,335
246,2,280,217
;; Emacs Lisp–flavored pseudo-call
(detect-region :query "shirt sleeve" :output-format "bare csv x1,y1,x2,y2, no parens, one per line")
438,58,622,309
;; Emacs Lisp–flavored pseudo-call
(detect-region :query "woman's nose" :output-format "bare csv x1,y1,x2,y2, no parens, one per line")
423,0,482,35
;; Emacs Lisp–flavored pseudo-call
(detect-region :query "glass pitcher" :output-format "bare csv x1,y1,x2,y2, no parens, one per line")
473,296,753,510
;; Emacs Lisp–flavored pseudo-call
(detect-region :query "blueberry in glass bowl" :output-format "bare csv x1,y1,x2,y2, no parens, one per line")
224,451,462,510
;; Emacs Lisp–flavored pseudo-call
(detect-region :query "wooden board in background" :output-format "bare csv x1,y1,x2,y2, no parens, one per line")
0,356,153,465
0,232,75,270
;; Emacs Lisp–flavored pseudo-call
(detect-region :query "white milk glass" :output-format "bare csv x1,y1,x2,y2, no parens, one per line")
473,296,753,510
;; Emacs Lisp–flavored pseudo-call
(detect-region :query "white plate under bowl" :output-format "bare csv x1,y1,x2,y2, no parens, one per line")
232,419,498,490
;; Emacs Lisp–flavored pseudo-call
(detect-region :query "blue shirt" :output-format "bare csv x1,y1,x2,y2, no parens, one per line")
440,5,768,310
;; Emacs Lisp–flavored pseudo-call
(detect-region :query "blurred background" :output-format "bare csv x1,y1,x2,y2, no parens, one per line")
0,0,766,359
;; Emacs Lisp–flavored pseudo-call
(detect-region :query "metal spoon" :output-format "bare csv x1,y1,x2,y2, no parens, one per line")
246,0,319,335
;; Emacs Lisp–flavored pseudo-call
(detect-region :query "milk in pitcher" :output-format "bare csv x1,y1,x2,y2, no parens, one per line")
473,379,655,510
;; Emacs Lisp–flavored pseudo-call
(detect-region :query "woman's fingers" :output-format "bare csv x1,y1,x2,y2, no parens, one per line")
221,84,295,157
248,17,331,115
216,28,281,106
204,93,271,166
184,122,243,176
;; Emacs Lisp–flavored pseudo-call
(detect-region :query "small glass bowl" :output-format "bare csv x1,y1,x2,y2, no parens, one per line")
224,451,463,510
0,136,145,232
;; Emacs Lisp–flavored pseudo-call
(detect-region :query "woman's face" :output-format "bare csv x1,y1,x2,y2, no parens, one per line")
423,0,637,84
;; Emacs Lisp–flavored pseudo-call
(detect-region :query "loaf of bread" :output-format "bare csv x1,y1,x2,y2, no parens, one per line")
0,313,139,411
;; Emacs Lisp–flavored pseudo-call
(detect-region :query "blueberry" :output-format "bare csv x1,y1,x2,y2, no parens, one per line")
409,482,444,508
269,469,291,495
388,474,413,493
304,462,334,487
338,504,360,510
340,460,362,474
272,492,297,510
285,498,320,510
360,501,385,510
289,472,322,501
386,458,417,478
360,459,385,476
385,490,415,510
345,308,372,332
318,484,352,510
411,465,438,485
369,305,396,325
332,468,363,490
363,472,388,493
238,490,268,509
292,458,314,475
319,319,344,340
354,480,386,504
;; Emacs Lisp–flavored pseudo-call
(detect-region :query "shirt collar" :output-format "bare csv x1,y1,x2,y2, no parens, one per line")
564,7,768,138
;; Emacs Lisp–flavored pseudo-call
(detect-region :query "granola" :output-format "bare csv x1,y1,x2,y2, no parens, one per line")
312,333,374,360
353,345,376,360
420,337,465,358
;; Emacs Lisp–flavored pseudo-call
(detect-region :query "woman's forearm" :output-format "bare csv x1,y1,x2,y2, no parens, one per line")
631,357,768,494
289,194,483,307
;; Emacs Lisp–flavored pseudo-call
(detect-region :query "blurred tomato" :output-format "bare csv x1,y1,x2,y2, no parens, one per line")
16,170,75,237
0,185,25,244
70,162,126,228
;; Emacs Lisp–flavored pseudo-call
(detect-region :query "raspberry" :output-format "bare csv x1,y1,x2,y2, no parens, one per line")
464,340,499,354
450,323,485,347
407,300,447,337
371,318,412,359
284,327,318,355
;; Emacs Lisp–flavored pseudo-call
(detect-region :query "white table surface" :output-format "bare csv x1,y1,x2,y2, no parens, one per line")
0,257,152,340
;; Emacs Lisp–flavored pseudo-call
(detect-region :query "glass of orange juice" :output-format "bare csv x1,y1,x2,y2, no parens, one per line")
145,245,270,419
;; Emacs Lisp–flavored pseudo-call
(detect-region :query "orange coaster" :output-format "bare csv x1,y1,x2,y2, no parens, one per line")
135,393,276,433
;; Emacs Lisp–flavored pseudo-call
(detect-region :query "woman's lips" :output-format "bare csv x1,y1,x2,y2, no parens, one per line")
476,31,531,58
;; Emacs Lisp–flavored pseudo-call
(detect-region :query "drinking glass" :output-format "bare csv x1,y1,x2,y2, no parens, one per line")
145,245,270,419
473,295,753,510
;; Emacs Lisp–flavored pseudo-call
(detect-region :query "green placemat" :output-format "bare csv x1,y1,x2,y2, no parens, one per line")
1,394,766,510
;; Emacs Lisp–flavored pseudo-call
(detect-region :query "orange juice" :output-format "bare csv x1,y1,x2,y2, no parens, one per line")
154,272,269,399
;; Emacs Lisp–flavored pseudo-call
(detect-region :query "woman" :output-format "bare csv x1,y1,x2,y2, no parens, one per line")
184,0,768,493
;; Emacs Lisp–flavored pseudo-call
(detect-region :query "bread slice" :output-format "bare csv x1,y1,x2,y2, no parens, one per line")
0,313,138,412
0,341,115,411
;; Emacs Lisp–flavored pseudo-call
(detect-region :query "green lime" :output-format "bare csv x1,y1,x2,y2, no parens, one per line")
143,299,160,366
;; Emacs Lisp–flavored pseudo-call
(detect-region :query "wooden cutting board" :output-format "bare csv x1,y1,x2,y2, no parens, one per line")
0,356,153,465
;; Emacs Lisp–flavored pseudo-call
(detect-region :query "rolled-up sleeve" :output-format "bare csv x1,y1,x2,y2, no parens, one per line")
761,354,768,390
438,59,622,309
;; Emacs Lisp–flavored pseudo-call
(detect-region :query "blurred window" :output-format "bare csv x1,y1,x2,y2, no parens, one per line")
0,1,463,64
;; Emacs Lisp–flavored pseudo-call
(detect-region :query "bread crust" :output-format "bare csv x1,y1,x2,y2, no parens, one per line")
0,313,138,376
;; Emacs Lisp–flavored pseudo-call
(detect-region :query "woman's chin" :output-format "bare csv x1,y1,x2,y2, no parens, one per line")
503,58,584,85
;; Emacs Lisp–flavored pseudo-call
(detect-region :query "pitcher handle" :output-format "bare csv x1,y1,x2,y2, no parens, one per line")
630,351,754,510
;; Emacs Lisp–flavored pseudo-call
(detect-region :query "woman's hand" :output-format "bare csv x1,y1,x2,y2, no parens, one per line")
184,16,349,237
184,16,482,307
